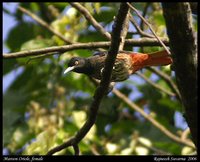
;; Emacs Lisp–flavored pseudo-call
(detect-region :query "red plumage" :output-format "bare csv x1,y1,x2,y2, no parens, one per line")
129,50,173,73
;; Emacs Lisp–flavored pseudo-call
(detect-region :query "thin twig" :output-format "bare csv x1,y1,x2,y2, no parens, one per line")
127,2,170,55
91,144,101,155
89,77,194,149
129,16,154,38
47,137,75,155
147,67,181,101
112,88,195,148
140,2,151,31
136,71,176,97
139,3,151,53
119,9,130,51
138,139,172,155
18,6,73,44
3,38,169,59
70,2,111,40
73,144,80,155
46,3,129,155
181,128,190,141
26,52,56,64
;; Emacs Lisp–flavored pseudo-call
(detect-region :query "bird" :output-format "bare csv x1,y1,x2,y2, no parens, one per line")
64,50,173,82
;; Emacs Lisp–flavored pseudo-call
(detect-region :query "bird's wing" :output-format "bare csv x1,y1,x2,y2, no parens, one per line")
93,51,108,56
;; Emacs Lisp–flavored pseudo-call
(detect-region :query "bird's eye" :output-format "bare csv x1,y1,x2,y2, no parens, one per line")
75,60,79,65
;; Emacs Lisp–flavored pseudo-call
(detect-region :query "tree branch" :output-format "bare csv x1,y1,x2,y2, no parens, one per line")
73,144,80,155
89,77,195,149
162,2,197,147
46,3,129,155
118,9,130,51
147,67,181,101
70,2,111,40
135,71,176,97
189,2,197,14
18,6,73,44
140,2,151,31
127,2,170,55
3,38,169,59
129,16,154,38
112,89,195,148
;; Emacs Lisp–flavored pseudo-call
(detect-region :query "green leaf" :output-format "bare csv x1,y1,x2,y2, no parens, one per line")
6,23,38,52
3,89,28,146
93,9,116,24
20,38,55,51
3,59,18,75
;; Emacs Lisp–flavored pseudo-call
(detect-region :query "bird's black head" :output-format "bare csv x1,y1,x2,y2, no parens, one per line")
64,57,91,74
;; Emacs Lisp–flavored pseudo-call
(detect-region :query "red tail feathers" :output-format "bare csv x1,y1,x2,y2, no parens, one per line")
130,50,173,73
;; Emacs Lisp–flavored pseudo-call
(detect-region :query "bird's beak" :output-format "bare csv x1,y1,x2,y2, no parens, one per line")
64,66,75,74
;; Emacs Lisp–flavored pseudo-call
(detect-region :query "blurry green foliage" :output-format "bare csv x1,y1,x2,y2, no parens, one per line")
3,2,196,155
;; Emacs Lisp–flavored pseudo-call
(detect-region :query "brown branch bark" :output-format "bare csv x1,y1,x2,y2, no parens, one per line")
3,38,169,59
189,2,197,14
46,3,129,155
118,9,130,51
147,67,181,101
18,6,73,44
127,2,170,55
129,16,154,38
162,2,197,147
135,71,176,97
89,78,195,149
112,89,195,148
70,2,111,40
